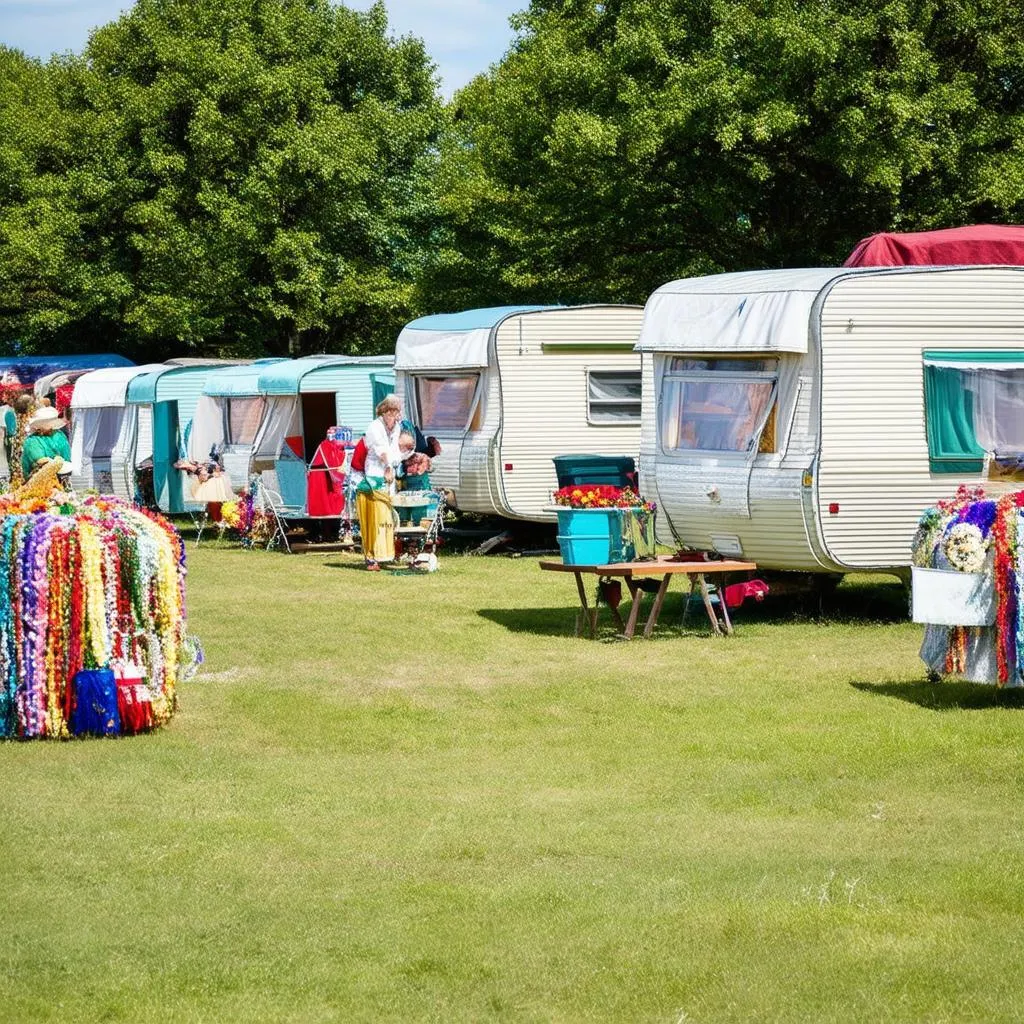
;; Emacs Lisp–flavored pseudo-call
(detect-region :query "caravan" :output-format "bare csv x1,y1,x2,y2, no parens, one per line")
250,355,395,517
69,364,166,493
117,361,242,511
394,305,645,522
637,265,1024,577
187,361,287,492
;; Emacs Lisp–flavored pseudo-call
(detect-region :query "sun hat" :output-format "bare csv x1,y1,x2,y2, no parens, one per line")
27,406,67,433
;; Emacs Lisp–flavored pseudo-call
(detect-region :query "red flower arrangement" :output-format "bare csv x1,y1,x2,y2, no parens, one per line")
553,484,656,512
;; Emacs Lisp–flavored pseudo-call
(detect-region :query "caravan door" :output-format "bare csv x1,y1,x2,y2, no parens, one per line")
655,356,779,544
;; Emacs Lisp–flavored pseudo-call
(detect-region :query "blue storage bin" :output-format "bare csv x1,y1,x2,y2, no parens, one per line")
553,454,636,489
556,506,657,565
556,508,625,565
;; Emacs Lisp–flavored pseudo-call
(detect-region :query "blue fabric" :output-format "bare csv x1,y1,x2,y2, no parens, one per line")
275,456,308,510
70,669,121,737
404,306,556,333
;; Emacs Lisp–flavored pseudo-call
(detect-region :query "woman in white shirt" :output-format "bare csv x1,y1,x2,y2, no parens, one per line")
353,395,404,570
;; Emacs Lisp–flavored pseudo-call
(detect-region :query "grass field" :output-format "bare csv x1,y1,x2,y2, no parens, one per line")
2,536,1023,1023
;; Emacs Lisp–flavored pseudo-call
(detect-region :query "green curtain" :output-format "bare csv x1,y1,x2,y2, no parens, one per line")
923,365,985,473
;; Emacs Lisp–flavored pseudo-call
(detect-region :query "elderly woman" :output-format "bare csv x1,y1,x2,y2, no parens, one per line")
351,394,405,571
21,406,72,480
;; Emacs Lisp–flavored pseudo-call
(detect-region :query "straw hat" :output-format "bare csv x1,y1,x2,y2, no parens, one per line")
27,406,67,433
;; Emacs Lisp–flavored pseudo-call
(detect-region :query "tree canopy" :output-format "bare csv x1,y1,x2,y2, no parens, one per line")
0,0,444,358
5,0,1024,355
419,0,1024,311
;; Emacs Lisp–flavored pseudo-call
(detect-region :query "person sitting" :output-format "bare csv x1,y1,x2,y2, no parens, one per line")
21,406,71,481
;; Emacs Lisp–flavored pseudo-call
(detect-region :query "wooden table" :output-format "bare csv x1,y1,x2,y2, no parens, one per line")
539,558,758,639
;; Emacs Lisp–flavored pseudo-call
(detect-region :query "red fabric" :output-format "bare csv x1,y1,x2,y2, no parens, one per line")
284,435,304,458
844,224,1024,267
115,669,153,735
55,384,75,417
350,437,367,473
723,579,769,609
307,439,348,517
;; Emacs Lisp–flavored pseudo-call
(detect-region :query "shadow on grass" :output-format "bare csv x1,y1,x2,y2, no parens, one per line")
850,678,1024,711
478,604,730,641
749,579,910,625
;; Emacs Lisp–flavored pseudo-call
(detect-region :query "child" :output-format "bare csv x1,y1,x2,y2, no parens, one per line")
397,430,432,491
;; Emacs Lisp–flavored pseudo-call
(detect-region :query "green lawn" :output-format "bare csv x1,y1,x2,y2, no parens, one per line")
2,540,1023,1023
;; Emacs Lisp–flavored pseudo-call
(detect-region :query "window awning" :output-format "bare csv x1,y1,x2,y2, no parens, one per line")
923,350,1024,370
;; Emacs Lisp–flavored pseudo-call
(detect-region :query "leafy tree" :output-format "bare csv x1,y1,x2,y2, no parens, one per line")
1,0,445,359
422,0,1024,310
0,48,123,354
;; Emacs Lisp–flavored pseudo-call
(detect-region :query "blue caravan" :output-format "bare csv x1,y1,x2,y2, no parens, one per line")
116,361,243,511
251,355,395,516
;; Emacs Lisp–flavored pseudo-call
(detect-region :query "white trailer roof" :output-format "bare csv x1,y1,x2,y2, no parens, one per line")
69,364,168,409
637,267,878,354
395,306,556,370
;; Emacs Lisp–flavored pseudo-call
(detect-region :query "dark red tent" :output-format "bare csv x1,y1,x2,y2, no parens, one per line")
843,224,1024,267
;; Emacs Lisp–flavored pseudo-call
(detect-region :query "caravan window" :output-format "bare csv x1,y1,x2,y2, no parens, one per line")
85,407,123,457
923,351,1024,473
588,371,642,423
415,376,480,431
659,357,778,454
225,397,265,445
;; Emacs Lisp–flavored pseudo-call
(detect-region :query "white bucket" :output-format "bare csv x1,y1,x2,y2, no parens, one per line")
911,566,996,627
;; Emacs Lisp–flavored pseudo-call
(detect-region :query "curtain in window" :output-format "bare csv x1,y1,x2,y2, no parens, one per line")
416,376,478,430
923,365,984,472
227,398,265,445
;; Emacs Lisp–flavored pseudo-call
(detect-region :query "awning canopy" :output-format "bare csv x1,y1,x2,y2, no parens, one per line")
259,355,395,395
395,306,556,370
637,269,848,354
70,364,168,409
126,361,245,405
202,359,287,397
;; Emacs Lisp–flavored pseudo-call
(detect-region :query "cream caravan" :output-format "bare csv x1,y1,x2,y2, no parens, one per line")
394,305,645,521
637,265,1024,576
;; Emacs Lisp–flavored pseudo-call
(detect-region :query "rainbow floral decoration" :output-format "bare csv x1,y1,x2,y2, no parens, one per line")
913,484,1024,686
0,482,190,738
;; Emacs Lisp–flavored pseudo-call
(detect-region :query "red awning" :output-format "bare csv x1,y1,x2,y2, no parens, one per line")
843,224,1024,267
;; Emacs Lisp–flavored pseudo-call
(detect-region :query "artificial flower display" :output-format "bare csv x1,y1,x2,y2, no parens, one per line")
0,474,191,738
913,484,1024,686
553,484,656,512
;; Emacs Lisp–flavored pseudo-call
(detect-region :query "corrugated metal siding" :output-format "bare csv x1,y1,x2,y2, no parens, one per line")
818,268,1024,569
494,306,644,520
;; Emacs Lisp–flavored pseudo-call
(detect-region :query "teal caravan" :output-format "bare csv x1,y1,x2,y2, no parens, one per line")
115,361,243,511
250,355,395,516
69,364,167,493
393,305,645,521
187,360,288,492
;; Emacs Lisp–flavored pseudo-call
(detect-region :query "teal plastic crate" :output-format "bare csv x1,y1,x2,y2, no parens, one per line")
556,506,656,565
553,454,636,489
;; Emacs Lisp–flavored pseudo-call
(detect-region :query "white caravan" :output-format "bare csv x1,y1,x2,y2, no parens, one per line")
637,265,1024,577
69,364,166,493
394,304,645,521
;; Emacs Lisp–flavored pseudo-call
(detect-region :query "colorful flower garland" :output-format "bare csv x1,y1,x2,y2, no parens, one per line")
915,485,1024,686
0,486,190,738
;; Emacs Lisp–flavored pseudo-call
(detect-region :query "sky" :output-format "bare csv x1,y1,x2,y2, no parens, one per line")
0,0,524,96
